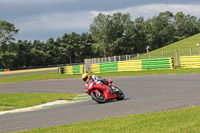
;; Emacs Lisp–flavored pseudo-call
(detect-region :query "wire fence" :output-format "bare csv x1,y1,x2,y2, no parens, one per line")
84,54,137,72
84,46,200,72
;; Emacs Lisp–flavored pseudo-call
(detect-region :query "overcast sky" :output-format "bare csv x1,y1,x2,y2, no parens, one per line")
1,0,200,41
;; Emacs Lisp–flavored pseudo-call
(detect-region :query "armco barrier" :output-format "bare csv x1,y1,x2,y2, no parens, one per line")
64,65,83,75
180,56,200,68
91,58,174,73
91,62,118,73
142,58,173,70
118,60,142,71
100,62,118,72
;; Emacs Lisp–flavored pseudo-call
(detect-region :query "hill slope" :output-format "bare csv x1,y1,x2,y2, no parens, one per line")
133,33,200,60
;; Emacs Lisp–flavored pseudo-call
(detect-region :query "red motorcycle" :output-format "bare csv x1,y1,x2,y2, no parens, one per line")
85,79,125,103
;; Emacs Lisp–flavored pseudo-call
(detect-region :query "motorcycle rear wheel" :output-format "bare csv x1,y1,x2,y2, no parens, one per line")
114,86,125,100
90,91,106,103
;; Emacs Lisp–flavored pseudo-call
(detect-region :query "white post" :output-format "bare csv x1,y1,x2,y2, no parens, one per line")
146,45,150,53
175,49,179,67
149,52,151,59
114,56,116,62
197,43,200,55
91,58,93,64
162,51,164,58
84,59,87,73
137,53,139,60
109,57,111,62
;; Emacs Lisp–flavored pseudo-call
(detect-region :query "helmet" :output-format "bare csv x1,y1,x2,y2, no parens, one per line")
82,73,90,82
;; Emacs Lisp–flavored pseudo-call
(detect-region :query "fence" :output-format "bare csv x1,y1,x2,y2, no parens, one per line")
91,58,174,73
59,47,200,75
84,48,188,71
84,54,137,72
135,47,200,67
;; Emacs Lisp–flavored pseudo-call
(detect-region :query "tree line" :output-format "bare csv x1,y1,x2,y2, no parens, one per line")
1,11,200,69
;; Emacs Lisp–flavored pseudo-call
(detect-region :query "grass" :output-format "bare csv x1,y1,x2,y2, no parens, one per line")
0,69,56,76
0,72,80,83
1,68,200,84
16,106,200,133
132,33,200,60
0,93,77,111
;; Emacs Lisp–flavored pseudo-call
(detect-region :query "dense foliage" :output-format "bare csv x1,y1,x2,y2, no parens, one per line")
1,11,200,69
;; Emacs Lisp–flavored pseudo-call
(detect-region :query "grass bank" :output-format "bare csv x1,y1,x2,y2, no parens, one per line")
131,33,200,60
1,68,200,84
0,93,77,111
16,106,200,133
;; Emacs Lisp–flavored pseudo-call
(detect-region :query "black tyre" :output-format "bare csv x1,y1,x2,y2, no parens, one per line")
90,91,106,103
114,86,125,100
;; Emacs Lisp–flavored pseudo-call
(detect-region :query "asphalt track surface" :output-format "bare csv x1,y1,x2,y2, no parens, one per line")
0,74,200,132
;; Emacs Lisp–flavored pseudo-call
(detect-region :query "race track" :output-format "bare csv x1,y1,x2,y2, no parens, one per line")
0,74,200,132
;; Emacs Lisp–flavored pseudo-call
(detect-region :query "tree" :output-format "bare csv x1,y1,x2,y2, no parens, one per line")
174,12,200,40
0,20,19,68
31,40,46,66
0,20,19,45
90,12,133,57
145,11,175,50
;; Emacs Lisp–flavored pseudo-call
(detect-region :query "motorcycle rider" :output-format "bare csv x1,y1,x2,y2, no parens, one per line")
82,73,117,94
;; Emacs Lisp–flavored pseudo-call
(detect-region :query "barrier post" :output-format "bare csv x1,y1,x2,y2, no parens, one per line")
137,53,139,60
162,51,164,58
91,58,94,64
88,59,91,72
114,56,116,62
109,57,111,62
149,52,151,59
172,57,175,69
199,43,200,55
175,49,179,67
190,48,192,56
84,59,87,73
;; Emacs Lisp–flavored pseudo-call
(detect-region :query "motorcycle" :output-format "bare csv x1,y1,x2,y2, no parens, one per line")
85,79,125,103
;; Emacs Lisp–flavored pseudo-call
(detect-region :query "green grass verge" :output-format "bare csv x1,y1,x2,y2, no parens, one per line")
1,68,200,84
16,106,200,133
0,72,80,83
0,70,56,76
0,93,77,111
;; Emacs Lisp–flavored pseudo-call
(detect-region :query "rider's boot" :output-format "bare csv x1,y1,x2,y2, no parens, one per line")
109,86,119,94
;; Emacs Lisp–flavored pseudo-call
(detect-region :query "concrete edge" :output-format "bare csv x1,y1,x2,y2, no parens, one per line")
0,94,91,115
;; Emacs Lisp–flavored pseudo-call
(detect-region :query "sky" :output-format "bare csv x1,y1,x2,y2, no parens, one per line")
1,0,200,42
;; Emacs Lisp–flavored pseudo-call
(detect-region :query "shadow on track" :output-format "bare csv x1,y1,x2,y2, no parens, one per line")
90,97,130,104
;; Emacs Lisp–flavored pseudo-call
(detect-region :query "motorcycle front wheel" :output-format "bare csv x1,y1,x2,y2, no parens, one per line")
114,86,125,100
90,91,106,103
